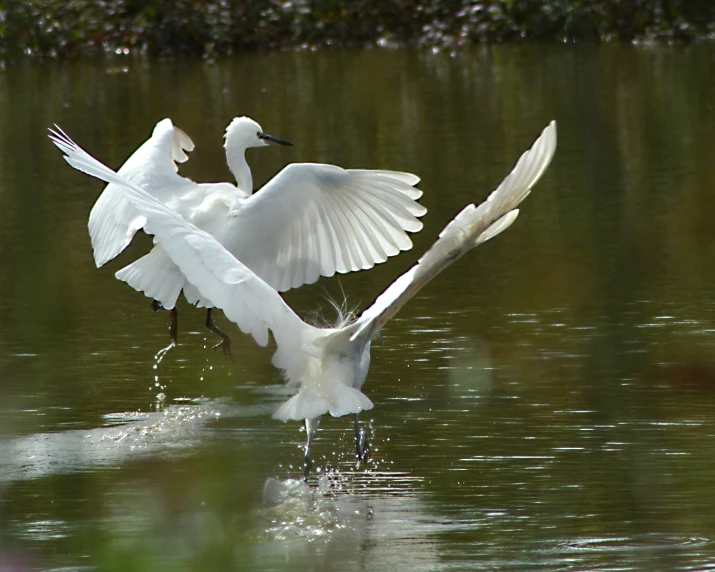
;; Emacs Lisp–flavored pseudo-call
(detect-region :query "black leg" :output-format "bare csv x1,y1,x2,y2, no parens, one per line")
169,308,177,345
206,308,233,360
354,413,369,461
151,300,177,345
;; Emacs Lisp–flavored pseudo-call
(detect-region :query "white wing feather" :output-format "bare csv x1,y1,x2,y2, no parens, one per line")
352,120,557,342
222,163,426,292
88,118,198,267
112,161,426,308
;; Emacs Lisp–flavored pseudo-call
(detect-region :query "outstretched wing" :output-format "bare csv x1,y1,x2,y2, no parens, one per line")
50,128,317,382
352,121,558,342
88,118,198,267
222,163,426,292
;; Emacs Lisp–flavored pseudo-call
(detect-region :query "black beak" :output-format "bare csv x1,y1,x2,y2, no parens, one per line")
259,132,293,147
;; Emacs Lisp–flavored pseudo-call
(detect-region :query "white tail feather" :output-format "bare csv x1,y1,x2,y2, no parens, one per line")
273,384,373,421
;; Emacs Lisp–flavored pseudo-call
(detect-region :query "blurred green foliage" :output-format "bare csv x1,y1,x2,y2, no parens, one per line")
1,0,714,62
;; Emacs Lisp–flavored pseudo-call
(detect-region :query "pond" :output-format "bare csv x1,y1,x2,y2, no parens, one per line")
2,43,715,571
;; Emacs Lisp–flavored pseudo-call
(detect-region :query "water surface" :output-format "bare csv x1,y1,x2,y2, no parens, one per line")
2,44,715,570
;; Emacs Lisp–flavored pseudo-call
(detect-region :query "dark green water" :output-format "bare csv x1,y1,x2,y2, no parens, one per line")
2,43,715,571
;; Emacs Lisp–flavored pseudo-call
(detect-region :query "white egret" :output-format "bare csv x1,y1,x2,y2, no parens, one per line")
86,117,426,353
50,120,557,477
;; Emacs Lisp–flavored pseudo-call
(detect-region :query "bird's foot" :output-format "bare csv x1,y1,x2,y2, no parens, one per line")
211,337,234,362
206,309,233,361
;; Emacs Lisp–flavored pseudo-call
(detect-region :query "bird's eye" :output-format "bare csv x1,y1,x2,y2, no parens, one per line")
257,131,261,137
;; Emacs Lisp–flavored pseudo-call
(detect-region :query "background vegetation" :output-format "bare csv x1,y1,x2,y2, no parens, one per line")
1,0,715,63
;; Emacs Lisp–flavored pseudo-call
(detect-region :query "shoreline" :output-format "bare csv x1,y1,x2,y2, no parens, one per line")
2,1,715,64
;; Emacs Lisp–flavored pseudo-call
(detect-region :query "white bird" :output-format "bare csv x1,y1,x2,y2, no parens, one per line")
86,117,426,353
50,120,557,477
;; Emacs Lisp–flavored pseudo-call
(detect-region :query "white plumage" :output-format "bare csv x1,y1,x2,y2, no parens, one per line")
50,120,557,474
86,118,426,337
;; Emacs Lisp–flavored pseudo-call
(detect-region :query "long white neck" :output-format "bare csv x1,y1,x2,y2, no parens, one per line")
226,146,253,194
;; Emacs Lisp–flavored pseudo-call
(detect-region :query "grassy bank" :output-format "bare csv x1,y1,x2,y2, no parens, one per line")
2,0,714,62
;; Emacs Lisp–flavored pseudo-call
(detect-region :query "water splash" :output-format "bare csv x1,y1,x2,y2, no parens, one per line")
154,341,175,364
254,472,437,570
0,400,233,482
151,341,175,400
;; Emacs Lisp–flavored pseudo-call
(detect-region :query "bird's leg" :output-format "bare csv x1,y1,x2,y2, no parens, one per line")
151,300,178,346
303,417,321,481
205,308,233,360
169,308,177,345
354,413,370,462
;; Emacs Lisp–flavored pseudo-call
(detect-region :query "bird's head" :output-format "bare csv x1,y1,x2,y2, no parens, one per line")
224,116,293,151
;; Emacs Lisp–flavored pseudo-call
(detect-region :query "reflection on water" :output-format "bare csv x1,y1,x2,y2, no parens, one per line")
3,43,715,570
258,473,715,571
